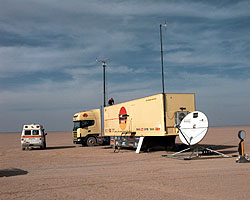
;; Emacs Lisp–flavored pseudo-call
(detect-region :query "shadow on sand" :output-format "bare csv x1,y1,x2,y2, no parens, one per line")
30,146,76,150
174,143,238,154
0,168,28,177
99,143,238,155
45,146,76,150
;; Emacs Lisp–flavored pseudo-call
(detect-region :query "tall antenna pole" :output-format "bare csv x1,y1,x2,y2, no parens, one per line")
160,23,167,94
96,58,109,108
160,23,167,133
103,61,106,107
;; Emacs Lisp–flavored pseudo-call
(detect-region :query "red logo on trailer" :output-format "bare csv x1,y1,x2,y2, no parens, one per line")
83,113,88,117
119,106,128,131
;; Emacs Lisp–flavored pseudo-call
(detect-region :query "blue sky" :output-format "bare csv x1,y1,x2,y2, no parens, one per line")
0,0,249,132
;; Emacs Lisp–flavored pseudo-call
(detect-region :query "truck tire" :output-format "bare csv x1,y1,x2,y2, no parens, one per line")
86,136,97,146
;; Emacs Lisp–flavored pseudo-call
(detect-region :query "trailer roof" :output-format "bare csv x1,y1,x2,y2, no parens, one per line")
105,93,195,107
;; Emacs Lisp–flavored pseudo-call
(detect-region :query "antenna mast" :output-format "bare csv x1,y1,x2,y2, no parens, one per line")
160,22,167,133
160,23,167,94
96,58,109,107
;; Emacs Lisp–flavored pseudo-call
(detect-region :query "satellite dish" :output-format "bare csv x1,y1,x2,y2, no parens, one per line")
238,130,246,140
178,111,208,146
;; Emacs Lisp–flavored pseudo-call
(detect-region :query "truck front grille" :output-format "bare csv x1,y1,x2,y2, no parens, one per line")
73,132,77,138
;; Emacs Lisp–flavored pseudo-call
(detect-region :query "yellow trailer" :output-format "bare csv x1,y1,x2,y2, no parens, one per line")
104,93,195,151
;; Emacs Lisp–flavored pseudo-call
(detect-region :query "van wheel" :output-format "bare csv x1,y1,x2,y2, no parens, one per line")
40,142,45,150
22,147,25,150
86,137,97,146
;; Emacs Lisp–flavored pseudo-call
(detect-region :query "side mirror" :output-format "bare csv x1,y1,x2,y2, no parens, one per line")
45,133,47,135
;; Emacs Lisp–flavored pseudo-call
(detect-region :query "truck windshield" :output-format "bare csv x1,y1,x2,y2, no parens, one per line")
73,120,94,131
73,121,80,131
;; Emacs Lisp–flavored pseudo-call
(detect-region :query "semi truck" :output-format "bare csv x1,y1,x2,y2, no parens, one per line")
73,93,195,151
72,109,109,146
104,93,195,152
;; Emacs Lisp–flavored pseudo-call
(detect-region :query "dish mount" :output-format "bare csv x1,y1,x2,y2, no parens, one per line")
163,111,229,159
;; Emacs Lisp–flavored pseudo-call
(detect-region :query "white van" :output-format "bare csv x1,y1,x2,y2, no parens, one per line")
21,124,47,150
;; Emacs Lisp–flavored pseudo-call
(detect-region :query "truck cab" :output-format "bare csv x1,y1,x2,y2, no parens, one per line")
72,109,102,146
21,124,47,150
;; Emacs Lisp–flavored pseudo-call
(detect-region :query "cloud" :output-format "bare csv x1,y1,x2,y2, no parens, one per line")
166,73,250,126
0,0,249,131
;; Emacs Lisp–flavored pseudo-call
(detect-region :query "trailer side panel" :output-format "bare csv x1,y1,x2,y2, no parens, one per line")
165,93,195,135
104,94,166,136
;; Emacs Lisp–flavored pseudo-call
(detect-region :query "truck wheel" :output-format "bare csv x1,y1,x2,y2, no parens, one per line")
86,136,97,146
21,147,25,150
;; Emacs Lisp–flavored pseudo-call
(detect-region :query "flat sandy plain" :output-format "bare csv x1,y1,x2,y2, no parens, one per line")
0,126,249,200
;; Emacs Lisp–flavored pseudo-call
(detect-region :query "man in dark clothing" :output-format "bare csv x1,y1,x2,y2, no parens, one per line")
108,98,114,106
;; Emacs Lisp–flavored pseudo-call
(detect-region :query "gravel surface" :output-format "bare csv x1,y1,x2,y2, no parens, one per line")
0,126,249,200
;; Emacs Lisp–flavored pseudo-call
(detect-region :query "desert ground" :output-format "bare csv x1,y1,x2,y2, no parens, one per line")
0,126,249,200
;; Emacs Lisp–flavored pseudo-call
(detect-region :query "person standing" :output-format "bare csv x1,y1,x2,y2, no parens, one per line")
108,98,114,106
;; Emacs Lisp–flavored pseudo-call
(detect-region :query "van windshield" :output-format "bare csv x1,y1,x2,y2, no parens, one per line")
33,130,39,135
24,130,31,135
73,120,95,131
